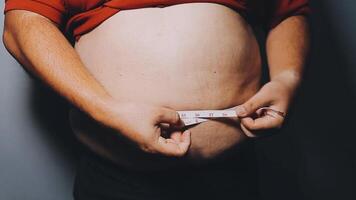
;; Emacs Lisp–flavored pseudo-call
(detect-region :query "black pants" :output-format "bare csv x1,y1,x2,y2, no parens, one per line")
73,145,259,200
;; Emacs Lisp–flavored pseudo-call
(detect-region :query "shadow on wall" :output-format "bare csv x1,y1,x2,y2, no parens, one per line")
255,1,356,200
29,81,81,163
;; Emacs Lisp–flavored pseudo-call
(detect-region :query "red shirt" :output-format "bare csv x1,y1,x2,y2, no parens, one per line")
4,0,310,41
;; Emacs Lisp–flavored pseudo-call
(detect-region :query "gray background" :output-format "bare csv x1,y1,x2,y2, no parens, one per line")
1,1,356,200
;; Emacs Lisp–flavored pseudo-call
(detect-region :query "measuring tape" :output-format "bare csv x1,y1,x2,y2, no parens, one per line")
177,107,285,126
177,109,237,126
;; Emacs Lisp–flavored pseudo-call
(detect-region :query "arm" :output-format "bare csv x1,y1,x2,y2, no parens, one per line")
3,10,190,155
3,10,112,120
266,15,310,92
235,16,310,136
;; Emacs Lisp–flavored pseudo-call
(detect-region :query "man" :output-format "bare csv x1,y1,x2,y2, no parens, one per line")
3,0,310,199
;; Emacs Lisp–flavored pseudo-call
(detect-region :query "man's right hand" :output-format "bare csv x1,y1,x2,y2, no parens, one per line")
96,101,191,157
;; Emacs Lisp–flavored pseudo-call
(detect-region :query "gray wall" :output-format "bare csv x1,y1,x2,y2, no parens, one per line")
0,3,78,200
1,1,356,200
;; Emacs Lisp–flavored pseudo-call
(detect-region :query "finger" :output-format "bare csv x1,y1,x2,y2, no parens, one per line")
166,138,178,144
241,111,284,131
240,122,258,138
157,130,190,156
181,130,191,145
257,107,286,118
170,131,183,142
235,90,271,117
156,108,183,127
159,123,171,129
156,130,191,157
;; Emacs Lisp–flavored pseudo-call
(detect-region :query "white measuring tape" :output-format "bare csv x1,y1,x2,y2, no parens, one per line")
177,107,285,126
177,109,237,126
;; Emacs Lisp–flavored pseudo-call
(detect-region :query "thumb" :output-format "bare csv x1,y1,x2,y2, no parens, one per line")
155,107,182,126
235,92,270,117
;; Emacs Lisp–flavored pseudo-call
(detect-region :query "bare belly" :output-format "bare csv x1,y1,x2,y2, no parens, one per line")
70,3,261,169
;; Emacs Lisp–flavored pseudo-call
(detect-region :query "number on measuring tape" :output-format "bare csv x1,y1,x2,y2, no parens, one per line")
178,109,237,126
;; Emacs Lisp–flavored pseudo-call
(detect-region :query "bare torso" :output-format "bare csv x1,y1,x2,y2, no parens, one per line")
70,3,261,170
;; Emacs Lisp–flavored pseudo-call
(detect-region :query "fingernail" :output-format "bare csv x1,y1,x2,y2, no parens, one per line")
184,130,191,136
236,106,247,116
183,130,191,140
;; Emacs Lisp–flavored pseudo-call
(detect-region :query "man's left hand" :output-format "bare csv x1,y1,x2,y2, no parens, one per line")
234,76,298,137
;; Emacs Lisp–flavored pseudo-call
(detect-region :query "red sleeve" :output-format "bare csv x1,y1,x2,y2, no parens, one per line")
4,0,67,26
267,0,311,29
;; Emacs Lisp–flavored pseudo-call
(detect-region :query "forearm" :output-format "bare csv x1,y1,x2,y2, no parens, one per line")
235,16,310,134
266,15,310,90
3,10,112,120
